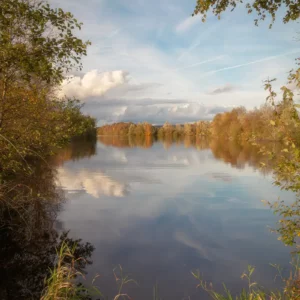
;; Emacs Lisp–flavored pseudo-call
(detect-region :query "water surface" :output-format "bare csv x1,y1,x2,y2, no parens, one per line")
55,137,294,299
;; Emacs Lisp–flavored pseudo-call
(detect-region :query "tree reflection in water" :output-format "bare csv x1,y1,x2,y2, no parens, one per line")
98,135,299,251
0,135,97,300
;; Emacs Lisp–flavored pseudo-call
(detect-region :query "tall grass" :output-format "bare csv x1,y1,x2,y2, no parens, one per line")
41,242,96,300
41,243,138,300
192,262,300,300
112,265,137,300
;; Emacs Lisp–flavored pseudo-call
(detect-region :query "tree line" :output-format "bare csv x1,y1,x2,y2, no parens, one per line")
97,121,211,138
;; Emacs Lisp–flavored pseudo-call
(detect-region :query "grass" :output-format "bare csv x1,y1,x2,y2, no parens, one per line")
191,262,300,300
42,243,300,300
112,265,137,300
41,241,99,300
41,243,137,300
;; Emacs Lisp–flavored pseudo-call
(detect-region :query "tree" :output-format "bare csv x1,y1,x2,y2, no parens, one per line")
0,0,93,174
163,121,173,136
195,121,210,137
0,0,90,126
175,124,183,134
143,122,153,136
193,0,300,27
184,123,192,136
135,123,145,136
128,123,137,136
157,127,164,138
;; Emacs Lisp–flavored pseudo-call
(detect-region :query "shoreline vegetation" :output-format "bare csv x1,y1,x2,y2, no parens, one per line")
0,0,96,298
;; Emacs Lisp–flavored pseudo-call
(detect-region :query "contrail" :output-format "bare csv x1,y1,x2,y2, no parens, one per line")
108,28,121,38
177,21,223,62
175,55,225,71
203,49,300,76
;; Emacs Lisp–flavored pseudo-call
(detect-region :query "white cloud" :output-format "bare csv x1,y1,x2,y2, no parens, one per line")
175,16,201,33
81,88,270,125
59,70,129,99
57,168,128,198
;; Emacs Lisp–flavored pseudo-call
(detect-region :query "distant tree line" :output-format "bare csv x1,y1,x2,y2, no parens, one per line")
97,121,211,138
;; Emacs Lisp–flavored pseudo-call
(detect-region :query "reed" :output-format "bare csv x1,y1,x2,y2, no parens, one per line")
41,242,90,300
191,262,300,300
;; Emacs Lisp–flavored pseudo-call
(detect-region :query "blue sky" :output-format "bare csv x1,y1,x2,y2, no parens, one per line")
51,0,300,124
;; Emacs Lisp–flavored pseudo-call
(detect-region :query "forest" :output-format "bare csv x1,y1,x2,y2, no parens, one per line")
97,121,211,138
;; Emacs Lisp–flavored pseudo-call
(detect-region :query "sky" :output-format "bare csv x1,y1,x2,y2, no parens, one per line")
50,0,300,125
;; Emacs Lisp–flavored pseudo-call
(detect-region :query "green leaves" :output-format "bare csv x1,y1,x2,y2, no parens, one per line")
193,0,299,27
0,0,90,86
0,0,95,175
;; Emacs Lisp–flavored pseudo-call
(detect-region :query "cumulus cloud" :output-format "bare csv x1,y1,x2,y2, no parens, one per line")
82,100,233,125
113,103,232,124
83,98,192,108
56,168,129,198
59,70,129,99
102,82,163,99
175,16,201,33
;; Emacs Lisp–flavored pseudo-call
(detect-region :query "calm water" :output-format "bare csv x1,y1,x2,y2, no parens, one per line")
55,137,294,299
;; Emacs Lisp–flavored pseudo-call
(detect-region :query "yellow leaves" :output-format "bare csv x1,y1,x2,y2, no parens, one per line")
270,120,276,126
261,199,269,206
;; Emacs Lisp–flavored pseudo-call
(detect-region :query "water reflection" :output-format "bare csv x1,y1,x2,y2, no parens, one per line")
0,137,97,300
57,168,128,197
98,135,154,149
98,135,280,172
55,135,295,299
2,135,295,300
54,134,97,165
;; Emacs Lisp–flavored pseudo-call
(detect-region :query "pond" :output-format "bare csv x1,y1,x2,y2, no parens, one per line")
53,136,295,299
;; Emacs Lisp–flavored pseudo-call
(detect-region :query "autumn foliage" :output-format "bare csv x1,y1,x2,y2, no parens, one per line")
0,0,95,175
